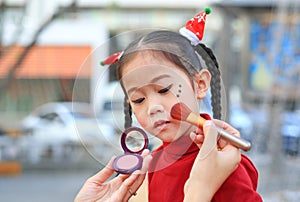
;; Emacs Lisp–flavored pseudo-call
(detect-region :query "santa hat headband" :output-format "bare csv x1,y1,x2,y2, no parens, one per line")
179,7,211,45
100,7,211,66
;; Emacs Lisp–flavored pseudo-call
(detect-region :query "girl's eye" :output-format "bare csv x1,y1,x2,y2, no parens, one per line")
158,84,173,94
131,98,145,104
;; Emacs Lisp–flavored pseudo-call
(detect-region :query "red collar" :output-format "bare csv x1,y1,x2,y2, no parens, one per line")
161,134,198,157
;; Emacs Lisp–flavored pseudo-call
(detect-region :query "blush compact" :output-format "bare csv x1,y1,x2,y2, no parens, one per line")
113,126,149,174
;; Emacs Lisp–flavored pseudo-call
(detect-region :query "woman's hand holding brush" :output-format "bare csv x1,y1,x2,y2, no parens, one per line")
184,120,241,202
190,119,242,150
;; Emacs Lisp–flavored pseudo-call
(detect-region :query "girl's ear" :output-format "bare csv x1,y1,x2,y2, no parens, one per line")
194,69,211,99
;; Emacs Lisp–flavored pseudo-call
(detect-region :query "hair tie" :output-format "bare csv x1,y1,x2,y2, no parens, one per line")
100,51,123,66
179,7,211,45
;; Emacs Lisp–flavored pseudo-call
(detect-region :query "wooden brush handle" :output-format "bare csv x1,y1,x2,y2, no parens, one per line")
186,113,206,127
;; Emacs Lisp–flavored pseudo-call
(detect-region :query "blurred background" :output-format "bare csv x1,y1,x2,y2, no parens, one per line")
0,0,300,201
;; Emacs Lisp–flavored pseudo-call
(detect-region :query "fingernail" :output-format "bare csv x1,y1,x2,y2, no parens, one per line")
204,120,213,127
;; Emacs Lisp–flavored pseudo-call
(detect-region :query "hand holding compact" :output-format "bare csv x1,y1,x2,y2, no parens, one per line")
75,149,152,202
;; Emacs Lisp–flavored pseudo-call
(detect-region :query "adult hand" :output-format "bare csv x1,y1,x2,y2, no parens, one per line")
184,120,241,202
190,119,241,149
75,149,152,202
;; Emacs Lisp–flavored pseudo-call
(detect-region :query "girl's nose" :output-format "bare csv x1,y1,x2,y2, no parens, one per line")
148,104,165,116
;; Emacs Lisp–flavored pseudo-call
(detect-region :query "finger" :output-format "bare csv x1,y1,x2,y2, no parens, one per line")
219,144,242,169
141,149,150,157
213,119,240,137
199,121,218,158
217,138,228,149
195,127,203,134
190,131,204,146
126,155,152,198
112,171,140,201
118,173,132,181
190,131,196,143
88,156,116,184
123,170,140,187
140,153,152,173
119,155,152,201
129,154,152,190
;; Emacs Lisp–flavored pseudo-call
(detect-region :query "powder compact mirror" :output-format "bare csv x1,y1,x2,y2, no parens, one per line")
113,126,149,174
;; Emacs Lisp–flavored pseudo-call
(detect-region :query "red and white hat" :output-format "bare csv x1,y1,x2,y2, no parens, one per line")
179,7,211,45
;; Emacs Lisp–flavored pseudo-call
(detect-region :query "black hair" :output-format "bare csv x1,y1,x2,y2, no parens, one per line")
116,30,222,128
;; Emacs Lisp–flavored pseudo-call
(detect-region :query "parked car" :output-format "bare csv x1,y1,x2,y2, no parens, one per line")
19,102,120,164
0,133,19,161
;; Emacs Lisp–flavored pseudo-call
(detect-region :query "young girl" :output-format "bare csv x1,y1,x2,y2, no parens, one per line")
113,30,262,202
79,9,262,202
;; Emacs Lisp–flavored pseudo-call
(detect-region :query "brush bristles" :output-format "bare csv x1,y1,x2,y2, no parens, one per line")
170,103,192,121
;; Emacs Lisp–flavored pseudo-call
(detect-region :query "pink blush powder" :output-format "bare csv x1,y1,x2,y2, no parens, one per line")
116,155,139,169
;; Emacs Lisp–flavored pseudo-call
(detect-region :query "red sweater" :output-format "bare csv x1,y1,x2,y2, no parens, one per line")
148,135,262,202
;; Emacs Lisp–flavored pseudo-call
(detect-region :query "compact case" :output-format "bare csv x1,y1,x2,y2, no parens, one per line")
113,127,149,174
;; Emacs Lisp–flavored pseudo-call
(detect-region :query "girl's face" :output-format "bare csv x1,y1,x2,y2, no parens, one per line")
120,52,210,142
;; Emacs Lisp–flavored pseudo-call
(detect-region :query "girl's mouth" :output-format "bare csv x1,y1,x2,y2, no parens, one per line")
154,120,171,130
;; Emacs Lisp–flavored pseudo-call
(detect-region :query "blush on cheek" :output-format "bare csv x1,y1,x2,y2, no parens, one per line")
139,121,148,130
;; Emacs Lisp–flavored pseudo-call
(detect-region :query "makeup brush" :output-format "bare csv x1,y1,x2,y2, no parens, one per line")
170,102,252,151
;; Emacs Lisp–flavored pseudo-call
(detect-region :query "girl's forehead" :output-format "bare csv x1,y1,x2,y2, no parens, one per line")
123,51,171,68
121,51,185,78
123,64,180,78
120,51,192,91
121,64,191,91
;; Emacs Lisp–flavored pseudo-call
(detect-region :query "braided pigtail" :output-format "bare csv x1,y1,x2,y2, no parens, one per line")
123,96,132,128
194,43,222,119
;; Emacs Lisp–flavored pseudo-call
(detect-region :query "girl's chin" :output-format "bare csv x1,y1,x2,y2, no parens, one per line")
153,130,184,143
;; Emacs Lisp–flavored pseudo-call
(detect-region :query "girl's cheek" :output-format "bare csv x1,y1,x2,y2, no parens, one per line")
136,118,151,133
139,121,148,130
131,109,148,128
